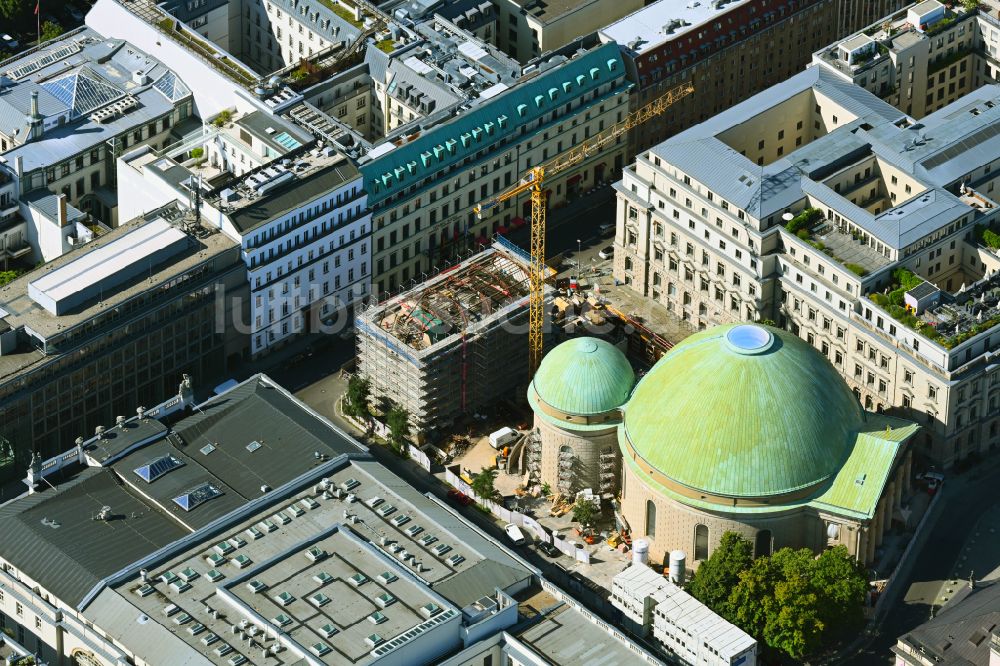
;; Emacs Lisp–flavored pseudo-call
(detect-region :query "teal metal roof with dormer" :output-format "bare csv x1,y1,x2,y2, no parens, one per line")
621,324,868,499
530,337,634,416
360,42,627,207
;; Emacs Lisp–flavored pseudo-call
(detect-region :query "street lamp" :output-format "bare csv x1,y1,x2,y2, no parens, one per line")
577,238,582,277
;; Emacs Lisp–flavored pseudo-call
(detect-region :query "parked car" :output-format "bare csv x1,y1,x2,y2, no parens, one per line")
447,488,474,506
1,34,19,51
504,523,526,546
66,5,85,22
537,541,560,558
598,222,615,235
598,246,614,260
924,471,944,495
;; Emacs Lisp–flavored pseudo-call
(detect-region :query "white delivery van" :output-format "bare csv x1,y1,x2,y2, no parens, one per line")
489,427,518,449
504,524,526,546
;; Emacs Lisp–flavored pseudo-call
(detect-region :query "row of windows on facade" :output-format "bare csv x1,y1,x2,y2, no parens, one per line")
251,289,365,350
248,219,364,269
245,189,360,247
254,268,362,327
652,285,749,319
45,114,174,184
253,243,365,288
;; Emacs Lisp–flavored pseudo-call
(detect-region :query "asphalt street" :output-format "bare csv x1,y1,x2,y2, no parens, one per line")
851,458,1000,663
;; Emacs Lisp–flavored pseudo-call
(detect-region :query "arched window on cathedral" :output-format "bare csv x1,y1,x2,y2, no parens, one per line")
694,524,709,560
645,500,656,538
755,529,773,558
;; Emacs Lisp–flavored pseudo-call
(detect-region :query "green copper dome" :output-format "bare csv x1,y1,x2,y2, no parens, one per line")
622,324,866,498
531,337,635,415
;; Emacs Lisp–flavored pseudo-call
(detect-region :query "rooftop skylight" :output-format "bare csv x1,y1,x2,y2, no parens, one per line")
133,454,184,483
173,482,223,511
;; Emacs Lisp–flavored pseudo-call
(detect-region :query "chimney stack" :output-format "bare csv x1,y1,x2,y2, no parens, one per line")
27,91,43,141
57,193,68,227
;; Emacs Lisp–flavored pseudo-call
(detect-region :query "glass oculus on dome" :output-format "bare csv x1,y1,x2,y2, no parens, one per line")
725,324,774,354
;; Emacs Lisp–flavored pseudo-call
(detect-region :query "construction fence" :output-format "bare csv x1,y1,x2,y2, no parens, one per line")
445,464,591,564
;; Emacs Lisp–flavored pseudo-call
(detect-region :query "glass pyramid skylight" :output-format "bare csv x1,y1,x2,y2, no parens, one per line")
134,454,184,483
153,71,190,102
173,482,222,511
40,68,125,118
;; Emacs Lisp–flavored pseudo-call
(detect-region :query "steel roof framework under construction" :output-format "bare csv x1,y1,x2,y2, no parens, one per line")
356,241,539,436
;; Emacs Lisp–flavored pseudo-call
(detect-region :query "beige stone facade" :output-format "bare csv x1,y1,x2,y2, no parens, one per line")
620,450,913,568
814,3,1000,120
535,414,618,497
613,65,1000,469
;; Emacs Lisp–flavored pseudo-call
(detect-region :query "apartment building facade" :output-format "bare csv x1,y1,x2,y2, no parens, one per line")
599,0,908,157
119,141,370,358
613,66,1000,468
155,0,366,75
813,0,997,119
359,42,632,295
494,0,644,63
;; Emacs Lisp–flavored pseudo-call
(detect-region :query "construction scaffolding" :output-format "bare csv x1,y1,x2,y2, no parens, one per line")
356,241,547,439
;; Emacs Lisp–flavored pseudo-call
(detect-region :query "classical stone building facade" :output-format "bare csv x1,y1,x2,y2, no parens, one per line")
617,324,918,568
613,65,1000,469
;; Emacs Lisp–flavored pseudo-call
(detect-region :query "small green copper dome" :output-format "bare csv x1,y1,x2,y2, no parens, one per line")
622,324,866,498
531,337,635,415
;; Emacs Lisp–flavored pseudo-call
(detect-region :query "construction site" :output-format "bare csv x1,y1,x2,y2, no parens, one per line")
355,239,546,440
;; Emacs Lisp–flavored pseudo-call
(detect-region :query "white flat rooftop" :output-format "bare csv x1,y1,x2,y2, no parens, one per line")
28,217,187,315
599,0,753,55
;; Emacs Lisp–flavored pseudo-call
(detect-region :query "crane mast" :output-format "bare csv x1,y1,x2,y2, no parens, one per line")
474,81,694,376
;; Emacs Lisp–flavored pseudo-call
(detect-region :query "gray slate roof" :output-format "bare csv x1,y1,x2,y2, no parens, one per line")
432,558,532,607
650,66,1000,251
896,581,1000,665
0,467,188,608
1,28,190,173
651,66,906,221
0,375,368,607
226,159,359,233
23,189,88,225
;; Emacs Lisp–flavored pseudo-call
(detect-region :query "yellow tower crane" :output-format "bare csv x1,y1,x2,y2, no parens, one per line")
473,81,694,376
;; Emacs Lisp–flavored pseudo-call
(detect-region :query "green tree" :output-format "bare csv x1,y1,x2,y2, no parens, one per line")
0,270,18,287
811,545,868,634
570,497,598,527
761,548,825,659
469,466,498,502
728,546,866,660
385,404,409,454
688,531,753,620
0,0,26,22
40,20,63,43
764,563,824,660
728,553,779,638
344,375,370,418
